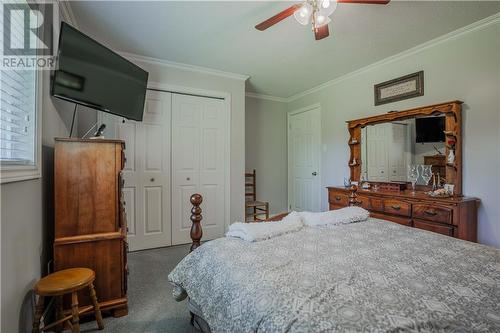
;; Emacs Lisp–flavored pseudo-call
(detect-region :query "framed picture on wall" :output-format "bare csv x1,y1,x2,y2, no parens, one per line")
374,71,424,106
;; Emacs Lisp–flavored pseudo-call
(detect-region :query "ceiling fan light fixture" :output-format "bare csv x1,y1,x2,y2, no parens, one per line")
314,13,331,28
319,0,337,16
294,3,312,25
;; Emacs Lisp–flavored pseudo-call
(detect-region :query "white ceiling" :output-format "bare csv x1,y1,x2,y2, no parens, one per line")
69,1,500,98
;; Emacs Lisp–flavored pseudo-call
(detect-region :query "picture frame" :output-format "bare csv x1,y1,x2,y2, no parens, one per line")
374,71,424,106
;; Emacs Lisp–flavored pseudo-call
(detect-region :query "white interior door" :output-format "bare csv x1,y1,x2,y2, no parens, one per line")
171,94,227,245
288,106,321,212
102,90,172,251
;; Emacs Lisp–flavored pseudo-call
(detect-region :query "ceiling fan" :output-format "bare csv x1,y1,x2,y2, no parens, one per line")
255,0,390,41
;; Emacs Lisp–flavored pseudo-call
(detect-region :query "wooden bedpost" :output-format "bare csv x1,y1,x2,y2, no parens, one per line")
190,194,203,253
348,185,359,207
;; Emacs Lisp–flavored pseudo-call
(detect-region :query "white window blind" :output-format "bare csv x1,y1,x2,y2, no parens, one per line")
0,70,37,165
0,6,38,166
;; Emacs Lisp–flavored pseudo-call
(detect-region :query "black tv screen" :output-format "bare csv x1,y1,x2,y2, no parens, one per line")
52,22,148,121
415,116,445,143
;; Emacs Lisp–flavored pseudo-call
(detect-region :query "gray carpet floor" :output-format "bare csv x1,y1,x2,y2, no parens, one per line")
81,244,197,333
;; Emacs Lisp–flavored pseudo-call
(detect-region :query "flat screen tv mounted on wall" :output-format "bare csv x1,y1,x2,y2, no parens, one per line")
51,22,149,121
415,116,445,143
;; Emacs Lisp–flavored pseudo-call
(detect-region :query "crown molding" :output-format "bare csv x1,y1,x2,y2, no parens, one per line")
287,12,500,103
119,51,250,81
245,92,288,103
57,0,78,27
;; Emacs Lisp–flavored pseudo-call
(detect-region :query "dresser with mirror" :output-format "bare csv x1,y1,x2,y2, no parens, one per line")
328,101,479,241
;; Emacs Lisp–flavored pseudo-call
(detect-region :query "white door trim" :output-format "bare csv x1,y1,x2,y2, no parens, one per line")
98,81,232,236
287,103,322,212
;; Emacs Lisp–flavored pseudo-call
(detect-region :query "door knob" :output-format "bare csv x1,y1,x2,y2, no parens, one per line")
312,172,317,176
186,177,191,181
150,178,155,182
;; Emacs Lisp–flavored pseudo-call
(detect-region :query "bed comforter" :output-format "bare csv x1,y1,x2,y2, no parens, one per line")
168,218,500,332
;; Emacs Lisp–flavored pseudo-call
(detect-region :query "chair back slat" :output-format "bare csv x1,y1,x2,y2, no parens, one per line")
244,169,269,222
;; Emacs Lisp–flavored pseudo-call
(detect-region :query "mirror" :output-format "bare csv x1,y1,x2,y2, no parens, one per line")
360,115,446,185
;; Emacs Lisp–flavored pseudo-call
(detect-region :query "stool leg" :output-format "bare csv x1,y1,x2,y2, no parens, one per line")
55,296,63,333
32,296,44,333
89,283,104,330
71,292,80,333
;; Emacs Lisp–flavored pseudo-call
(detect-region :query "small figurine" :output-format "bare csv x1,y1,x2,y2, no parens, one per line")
447,149,455,164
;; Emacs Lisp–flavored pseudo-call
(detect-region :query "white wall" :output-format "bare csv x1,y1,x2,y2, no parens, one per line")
245,96,288,214
287,20,500,248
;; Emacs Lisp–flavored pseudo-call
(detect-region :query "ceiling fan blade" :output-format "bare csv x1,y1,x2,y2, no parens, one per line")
337,0,390,4
255,4,301,31
314,25,330,40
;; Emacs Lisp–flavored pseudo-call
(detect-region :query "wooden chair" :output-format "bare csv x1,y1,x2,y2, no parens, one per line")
245,169,269,222
32,268,104,333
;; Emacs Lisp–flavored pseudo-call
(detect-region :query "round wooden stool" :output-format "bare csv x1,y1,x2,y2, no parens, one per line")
32,268,104,333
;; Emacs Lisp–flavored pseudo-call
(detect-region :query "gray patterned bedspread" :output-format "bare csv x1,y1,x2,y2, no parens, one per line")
168,218,500,332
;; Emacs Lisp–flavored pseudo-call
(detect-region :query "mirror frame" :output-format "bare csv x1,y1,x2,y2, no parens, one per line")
347,101,463,195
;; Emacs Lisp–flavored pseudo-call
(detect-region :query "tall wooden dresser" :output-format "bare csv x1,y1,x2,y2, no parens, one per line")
54,138,128,317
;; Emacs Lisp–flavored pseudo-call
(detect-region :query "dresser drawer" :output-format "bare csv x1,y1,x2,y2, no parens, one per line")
329,191,349,207
371,212,411,227
370,198,384,212
356,195,371,210
413,204,452,224
329,204,344,211
414,219,454,237
383,199,411,217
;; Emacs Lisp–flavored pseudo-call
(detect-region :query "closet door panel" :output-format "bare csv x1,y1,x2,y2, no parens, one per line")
172,94,226,245
102,90,172,251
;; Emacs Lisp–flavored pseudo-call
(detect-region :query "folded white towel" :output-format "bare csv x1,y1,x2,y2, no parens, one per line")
299,206,369,227
226,211,303,242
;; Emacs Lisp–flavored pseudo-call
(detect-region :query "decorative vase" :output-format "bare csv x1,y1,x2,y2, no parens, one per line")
447,149,455,164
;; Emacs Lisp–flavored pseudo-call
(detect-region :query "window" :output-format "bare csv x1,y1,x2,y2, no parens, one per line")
0,4,42,183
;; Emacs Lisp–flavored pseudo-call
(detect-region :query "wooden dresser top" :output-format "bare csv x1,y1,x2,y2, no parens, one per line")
55,137,125,144
327,186,479,204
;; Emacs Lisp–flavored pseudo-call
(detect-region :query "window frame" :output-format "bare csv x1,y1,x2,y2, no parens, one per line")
0,3,44,184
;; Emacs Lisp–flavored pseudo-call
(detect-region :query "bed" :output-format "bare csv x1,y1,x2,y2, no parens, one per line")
168,194,500,332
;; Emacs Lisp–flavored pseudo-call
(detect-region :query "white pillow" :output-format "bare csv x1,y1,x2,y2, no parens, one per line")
281,211,303,224
299,207,369,227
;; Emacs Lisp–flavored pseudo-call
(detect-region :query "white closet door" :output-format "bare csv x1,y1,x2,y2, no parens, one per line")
288,107,321,212
102,90,172,251
171,94,226,245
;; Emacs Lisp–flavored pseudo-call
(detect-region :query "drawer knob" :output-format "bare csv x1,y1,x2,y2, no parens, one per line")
391,205,401,210
424,210,437,216
335,196,341,201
